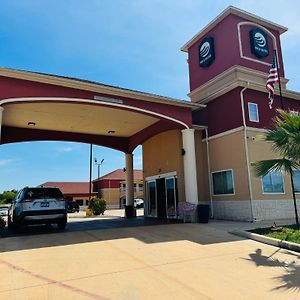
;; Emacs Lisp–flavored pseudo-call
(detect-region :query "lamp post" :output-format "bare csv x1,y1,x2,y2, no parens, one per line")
94,158,104,179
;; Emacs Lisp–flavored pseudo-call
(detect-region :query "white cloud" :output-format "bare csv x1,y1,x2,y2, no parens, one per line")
0,159,15,167
55,144,81,154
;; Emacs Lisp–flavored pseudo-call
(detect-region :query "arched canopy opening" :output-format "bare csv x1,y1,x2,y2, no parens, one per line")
0,68,204,152
1,98,191,152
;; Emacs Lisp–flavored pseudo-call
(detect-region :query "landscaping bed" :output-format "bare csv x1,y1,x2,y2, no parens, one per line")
250,225,300,245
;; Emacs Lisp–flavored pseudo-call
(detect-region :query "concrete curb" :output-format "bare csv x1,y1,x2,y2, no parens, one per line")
231,229,300,253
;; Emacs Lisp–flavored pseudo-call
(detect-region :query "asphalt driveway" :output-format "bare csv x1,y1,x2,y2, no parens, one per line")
0,218,299,299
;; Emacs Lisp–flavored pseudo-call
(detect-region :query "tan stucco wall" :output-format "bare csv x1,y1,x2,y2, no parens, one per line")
247,130,298,200
195,130,210,202
208,130,249,201
101,188,120,206
142,129,185,202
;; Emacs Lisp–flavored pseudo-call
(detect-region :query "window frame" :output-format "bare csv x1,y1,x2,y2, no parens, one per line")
211,169,235,196
248,102,259,123
261,171,285,195
292,169,300,194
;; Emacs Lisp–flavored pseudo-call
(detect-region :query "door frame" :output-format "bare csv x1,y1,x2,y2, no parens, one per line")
145,171,177,218
165,176,178,219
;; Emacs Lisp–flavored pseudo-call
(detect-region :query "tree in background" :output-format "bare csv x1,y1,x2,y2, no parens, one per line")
0,190,18,204
253,110,300,229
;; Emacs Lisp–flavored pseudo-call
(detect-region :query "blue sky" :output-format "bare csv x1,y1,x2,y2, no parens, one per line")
0,0,300,192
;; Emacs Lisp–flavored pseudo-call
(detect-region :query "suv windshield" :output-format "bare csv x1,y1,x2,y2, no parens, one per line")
24,188,64,200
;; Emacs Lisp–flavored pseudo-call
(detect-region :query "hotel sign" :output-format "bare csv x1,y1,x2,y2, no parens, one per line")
198,37,215,67
249,28,269,58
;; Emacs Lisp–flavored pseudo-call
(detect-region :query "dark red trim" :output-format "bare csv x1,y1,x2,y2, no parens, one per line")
1,126,130,152
192,88,243,136
0,76,193,127
93,179,121,189
64,193,94,197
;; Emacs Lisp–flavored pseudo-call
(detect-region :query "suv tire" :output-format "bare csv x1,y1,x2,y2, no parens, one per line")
57,219,67,230
7,215,13,229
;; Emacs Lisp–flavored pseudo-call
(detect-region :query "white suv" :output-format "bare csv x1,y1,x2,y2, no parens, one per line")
8,186,67,230
134,198,144,208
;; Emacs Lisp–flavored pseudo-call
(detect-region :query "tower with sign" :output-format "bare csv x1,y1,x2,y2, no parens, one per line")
181,6,287,98
181,7,300,222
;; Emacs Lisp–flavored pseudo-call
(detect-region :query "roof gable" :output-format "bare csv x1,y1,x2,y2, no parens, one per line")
93,169,143,181
181,6,287,52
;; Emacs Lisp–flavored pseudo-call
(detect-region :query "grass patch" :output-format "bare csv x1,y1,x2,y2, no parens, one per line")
250,225,300,244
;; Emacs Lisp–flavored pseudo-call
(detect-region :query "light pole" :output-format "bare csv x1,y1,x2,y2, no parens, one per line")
94,157,104,179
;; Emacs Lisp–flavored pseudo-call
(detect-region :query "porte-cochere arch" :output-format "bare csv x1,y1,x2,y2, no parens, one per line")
0,68,204,218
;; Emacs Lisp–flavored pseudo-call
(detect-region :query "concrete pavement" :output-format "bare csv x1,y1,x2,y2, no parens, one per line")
0,219,300,299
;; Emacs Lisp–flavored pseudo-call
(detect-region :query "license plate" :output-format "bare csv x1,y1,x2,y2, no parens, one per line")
40,202,50,208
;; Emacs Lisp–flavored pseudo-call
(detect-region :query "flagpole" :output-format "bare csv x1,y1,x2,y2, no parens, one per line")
274,49,284,110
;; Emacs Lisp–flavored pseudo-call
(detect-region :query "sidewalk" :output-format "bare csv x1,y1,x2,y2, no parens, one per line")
68,208,144,219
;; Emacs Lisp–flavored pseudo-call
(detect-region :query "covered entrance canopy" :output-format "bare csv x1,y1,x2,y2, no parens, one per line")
0,68,204,217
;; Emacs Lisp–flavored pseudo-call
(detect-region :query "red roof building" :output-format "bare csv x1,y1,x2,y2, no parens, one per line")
40,169,143,208
93,169,143,208
40,182,96,206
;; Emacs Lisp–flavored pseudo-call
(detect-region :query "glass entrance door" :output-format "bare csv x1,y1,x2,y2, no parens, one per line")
165,177,177,219
147,180,157,217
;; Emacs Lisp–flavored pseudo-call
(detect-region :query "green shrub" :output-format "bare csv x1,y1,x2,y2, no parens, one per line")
0,216,6,231
0,190,18,204
88,197,107,215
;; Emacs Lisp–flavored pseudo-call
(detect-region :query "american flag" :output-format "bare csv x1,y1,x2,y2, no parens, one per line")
266,56,278,109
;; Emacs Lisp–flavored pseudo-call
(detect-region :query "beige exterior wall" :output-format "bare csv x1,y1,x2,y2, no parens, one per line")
208,130,249,201
247,129,298,201
100,182,144,208
142,129,185,202
101,188,120,206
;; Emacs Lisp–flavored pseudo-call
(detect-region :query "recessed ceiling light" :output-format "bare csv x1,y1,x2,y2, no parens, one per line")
28,122,36,126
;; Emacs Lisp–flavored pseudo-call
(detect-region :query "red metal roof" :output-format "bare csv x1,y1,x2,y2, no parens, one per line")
93,169,143,181
40,182,94,195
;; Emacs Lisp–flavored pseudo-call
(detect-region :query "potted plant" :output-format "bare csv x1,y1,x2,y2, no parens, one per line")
88,197,107,215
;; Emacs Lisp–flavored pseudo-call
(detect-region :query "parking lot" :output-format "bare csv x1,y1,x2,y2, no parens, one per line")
1,211,299,300
0,209,145,238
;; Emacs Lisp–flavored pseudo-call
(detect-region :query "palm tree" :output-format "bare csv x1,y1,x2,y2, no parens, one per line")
253,109,300,229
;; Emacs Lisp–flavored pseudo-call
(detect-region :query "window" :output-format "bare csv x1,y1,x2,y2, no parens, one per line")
248,102,259,122
138,183,143,192
120,183,126,192
293,170,300,193
212,170,234,195
262,171,284,193
76,199,84,206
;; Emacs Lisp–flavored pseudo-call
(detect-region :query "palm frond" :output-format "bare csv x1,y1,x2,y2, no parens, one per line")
252,159,295,177
259,110,300,162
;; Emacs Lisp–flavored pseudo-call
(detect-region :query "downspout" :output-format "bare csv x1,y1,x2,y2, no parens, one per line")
240,83,255,222
205,127,214,218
